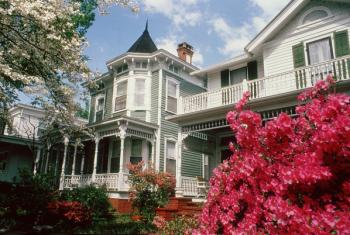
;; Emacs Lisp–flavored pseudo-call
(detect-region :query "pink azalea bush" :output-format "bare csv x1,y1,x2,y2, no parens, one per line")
195,75,350,234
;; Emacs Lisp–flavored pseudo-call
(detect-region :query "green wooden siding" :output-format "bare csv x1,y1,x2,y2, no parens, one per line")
334,30,350,58
104,79,113,119
150,71,159,124
130,111,146,121
159,70,206,175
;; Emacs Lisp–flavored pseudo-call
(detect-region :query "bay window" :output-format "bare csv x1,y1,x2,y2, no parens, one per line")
134,79,145,107
115,80,127,111
165,140,176,175
166,79,178,113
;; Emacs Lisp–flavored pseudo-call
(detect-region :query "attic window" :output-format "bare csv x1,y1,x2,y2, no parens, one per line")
301,7,330,25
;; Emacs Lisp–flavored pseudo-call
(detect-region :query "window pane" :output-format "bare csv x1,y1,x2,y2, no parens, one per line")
111,140,120,157
130,156,142,164
167,97,177,113
135,79,145,106
308,38,332,65
115,96,127,111
110,157,120,173
230,67,247,85
131,139,142,157
117,81,127,96
166,158,176,175
97,98,104,111
166,141,176,159
303,10,328,24
167,81,177,97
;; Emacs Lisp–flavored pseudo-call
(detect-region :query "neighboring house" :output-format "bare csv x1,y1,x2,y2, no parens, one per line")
168,0,350,197
59,24,206,205
0,104,87,183
0,104,45,182
57,0,350,205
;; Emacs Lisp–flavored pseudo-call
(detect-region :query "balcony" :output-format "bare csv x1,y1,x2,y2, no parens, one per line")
178,55,350,115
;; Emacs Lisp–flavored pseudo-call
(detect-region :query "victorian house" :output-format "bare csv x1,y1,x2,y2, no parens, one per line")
45,0,350,205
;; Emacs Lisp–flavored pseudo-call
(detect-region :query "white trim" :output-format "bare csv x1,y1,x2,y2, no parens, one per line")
165,77,180,114
155,69,163,171
298,6,332,27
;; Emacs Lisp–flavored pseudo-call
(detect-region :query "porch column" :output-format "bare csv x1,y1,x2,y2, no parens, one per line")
80,154,85,175
92,136,100,182
54,150,59,175
44,145,50,173
59,135,69,190
71,139,80,175
175,129,184,197
118,122,128,191
33,147,42,175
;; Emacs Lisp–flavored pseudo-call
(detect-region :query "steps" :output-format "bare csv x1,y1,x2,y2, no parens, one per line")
156,197,203,220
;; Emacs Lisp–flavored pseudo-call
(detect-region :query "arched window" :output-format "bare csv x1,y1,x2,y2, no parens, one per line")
300,7,331,25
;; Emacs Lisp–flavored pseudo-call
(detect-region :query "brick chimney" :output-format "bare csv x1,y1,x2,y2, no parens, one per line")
177,42,194,64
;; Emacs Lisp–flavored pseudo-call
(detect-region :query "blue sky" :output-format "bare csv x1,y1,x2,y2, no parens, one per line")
85,0,290,72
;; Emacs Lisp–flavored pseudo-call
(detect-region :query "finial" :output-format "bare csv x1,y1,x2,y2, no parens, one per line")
145,19,148,31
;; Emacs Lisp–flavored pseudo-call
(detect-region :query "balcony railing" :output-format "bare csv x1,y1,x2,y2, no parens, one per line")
178,55,350,114
62,173,125,191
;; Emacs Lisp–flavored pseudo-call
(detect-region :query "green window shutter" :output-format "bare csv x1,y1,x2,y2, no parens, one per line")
292,43,306,68
334,30,350,58
221,69,229,87
247,61,258,80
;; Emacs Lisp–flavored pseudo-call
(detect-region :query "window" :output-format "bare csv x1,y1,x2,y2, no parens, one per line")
130,139,142,164
110,140,120,173
169,64,179,74
115,80,127,111
134,79,145,107
116,63,128,74
307,38,333,65
135,61,148,69
165,140,176,175
37,120,46,137
302,10,328,25
221,66,249,88
166,79,178,113
203,154,209,180
95,97,104,122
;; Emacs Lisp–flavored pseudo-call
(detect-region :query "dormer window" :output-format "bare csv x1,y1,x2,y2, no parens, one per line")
116,63,128,74
115,80,128,111
300,7,331,26
169,64,179,74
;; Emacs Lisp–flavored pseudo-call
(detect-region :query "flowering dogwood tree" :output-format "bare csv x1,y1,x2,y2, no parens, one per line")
0,0,138,130
195,75,350,234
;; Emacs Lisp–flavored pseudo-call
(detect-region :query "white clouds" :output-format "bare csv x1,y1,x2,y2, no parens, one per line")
141,0,203,27
210,0,290,57
156,35,204,66
209,17,252,56
249,0,290,31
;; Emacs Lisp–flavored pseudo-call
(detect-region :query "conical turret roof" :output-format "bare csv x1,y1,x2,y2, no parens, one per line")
127,21,158,53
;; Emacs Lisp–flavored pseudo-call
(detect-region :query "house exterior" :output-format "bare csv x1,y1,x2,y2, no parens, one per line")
59,24,207,202
0,104,45,182
168,0,350,197
57,0,350,203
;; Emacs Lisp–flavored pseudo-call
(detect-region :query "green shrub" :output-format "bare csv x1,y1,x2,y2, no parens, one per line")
60,185,112,221
156,216,198,235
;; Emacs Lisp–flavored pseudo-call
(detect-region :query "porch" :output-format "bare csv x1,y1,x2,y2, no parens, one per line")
55,118,157,193
178,55,350,115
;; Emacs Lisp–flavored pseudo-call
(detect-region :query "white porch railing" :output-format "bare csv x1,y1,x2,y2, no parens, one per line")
179,55,350,114
63,173,123,191
181,176,209,197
